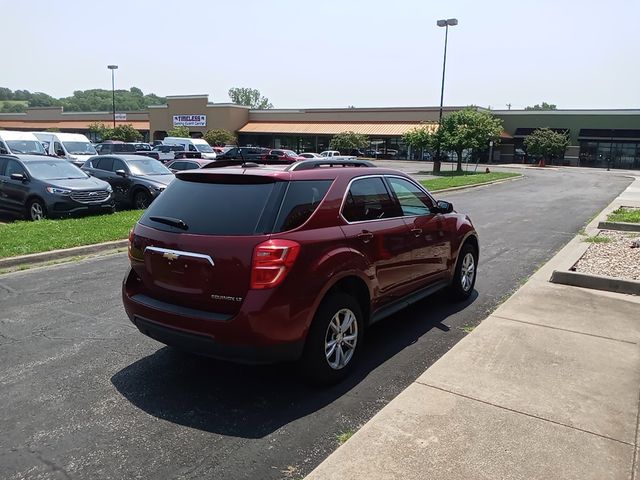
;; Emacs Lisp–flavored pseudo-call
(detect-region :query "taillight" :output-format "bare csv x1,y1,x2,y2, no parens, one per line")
251,239,300,289
128,228,143,261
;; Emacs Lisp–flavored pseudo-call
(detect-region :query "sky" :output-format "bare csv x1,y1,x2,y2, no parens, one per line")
2,0,639,110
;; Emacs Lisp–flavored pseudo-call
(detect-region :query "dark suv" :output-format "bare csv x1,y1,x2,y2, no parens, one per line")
122,159,478,383
0,154,114,220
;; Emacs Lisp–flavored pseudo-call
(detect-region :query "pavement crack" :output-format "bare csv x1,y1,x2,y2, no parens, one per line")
0,281,17,294
417,382,634,447
491,314,637,345
28,447,74,480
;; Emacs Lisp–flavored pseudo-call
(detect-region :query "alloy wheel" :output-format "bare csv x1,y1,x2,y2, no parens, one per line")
461,252,475,291
324,308,358,370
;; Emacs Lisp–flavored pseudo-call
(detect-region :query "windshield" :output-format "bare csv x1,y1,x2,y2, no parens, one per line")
62,141,97,155
6,140,46,155
26,161,87,180
127,159,173,176
195,143,214,153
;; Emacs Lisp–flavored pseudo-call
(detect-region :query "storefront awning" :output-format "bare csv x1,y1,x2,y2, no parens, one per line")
237,122,437,136
0,120,150,131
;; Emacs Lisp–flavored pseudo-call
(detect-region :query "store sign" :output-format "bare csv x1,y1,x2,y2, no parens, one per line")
173,115,207,127
115,113,127,121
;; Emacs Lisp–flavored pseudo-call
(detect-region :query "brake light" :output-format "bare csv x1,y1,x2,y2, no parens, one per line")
128,228,143,261
251,239,300,289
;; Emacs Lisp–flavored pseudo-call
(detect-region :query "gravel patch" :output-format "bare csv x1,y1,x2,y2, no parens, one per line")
574,230,640,280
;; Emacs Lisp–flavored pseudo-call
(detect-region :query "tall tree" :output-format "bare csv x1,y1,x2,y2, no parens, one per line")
523,128,569,167
525,102,557,111
167,126,191,138
403,124,436,164
204,129,236,146
329,131,369,153
438,108,504,172
228,87,273,109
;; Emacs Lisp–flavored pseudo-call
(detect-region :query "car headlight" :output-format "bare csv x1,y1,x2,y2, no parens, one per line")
105,185,113,193
150,186,165,193
46,186,71,195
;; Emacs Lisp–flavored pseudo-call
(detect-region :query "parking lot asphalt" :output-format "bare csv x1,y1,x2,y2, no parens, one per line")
0,166,633,480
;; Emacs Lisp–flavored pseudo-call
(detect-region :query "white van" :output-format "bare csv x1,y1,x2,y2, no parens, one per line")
32,132,97,167
163,137,217,160
0,130,47,155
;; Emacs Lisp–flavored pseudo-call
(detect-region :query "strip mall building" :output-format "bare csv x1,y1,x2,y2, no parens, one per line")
1,94,639,169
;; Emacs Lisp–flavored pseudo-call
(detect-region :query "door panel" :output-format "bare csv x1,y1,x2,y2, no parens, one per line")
386,176,450,285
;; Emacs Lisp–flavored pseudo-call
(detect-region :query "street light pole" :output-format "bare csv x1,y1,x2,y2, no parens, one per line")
107,65,118,128
435,18,458,173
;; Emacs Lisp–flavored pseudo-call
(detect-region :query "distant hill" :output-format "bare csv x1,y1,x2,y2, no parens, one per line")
0,87,166,113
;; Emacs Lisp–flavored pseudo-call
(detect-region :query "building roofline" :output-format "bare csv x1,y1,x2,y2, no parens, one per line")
165,94,209,100
492,109,640,115
249,106,467,114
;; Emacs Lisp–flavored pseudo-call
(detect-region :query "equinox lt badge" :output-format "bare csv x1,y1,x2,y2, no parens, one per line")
211,294,243,302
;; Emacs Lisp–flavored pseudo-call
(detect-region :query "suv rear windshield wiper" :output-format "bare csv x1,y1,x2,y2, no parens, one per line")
149,216,189,230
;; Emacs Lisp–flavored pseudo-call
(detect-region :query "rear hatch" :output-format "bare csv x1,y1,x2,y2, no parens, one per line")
130,173,288,315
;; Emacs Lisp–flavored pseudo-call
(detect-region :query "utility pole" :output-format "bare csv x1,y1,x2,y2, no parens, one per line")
507,103,512,110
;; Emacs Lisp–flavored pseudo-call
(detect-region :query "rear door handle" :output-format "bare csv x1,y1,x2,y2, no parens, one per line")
411,228,423,237
357,231,374,243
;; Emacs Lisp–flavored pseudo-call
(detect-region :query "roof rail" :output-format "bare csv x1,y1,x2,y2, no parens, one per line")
286,159,376,171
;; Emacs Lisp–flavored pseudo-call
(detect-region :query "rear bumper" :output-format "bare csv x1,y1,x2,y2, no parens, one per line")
122,268,307,364
131,316,304,364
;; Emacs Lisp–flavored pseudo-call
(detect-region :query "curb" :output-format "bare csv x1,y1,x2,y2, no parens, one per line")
0,239,128,269
550,269,640,296
597,220,640,232
430,174,524,194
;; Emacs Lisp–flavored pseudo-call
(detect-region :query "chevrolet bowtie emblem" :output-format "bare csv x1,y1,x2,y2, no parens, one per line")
163,252,179,261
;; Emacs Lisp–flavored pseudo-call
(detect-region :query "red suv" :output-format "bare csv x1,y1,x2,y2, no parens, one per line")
122,159,478,383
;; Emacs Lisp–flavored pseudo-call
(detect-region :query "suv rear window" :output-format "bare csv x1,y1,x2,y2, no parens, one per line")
139,178,332,235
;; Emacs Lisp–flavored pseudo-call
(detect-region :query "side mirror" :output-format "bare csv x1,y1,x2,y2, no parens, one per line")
10,173,26,182
115,169,127,177
435,200,454,214
56,150,65,157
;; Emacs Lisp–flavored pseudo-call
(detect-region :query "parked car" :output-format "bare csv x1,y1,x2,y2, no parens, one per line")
162,137,217,160
267,149,305,163
152,144,186,162
299,152,323,159
82,155,174,209
132,142,152,151
123,159,479,384
0,154,114,220
32,132,97,167
320,150,341,158
95,142,160,161
164,158,213,172
215,147,269,162
0,131,47,156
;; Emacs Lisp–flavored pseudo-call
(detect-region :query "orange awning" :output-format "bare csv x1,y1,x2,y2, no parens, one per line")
0,120,150,130
238,122,438,136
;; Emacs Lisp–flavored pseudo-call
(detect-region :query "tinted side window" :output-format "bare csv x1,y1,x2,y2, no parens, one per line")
188,144,197,152
274,180,333,232
169,161,185,170
96,157,114,171
342,177,401,222
184,162,199,170
5,160,26,177
387,177,434,216
0,157,7,175
0,142,8,155
112,159,127,172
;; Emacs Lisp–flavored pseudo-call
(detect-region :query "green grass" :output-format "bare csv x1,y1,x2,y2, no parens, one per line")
0,210,143,259
459,324,475,333
583,235,611,244
420,172,520,191
608,208,640,223
336,429,355,445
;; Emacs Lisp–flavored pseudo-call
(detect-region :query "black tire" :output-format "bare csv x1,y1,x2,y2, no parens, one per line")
26,198,47,221
449,242,478,301
301,292,364,385
133,190,152,209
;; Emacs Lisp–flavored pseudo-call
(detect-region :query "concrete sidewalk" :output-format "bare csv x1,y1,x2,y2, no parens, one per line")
307,179,640,479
